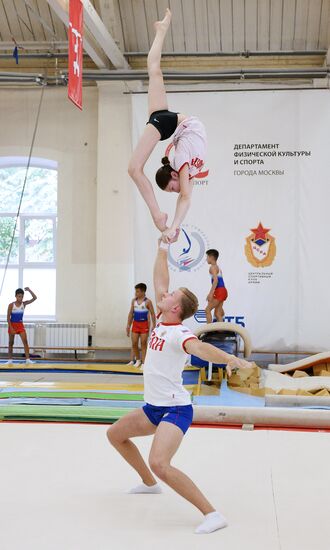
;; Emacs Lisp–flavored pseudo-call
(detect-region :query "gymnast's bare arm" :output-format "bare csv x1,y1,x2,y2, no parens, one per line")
185,339,252,377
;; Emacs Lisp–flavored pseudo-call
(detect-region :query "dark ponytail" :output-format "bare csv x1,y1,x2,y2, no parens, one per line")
155,156,174,190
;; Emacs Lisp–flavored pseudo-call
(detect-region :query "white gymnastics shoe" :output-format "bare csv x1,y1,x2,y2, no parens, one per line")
195,511,228,534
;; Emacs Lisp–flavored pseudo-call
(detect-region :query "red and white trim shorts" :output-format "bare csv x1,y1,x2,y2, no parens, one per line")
132,320,149,334
9,322,26,334
213,287,228,302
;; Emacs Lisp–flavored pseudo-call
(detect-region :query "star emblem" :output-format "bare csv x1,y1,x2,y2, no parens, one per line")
250,222,270,244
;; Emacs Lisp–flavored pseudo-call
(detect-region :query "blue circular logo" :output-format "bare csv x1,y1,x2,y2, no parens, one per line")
168,224,209,272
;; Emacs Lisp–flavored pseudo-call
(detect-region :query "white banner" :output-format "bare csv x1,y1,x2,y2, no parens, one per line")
132,91,330,352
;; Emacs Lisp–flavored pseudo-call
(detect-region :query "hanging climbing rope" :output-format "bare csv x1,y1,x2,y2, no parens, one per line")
0,84,45,297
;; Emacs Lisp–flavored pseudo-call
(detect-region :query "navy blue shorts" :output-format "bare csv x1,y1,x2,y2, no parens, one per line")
142,403,193,435
147,110,178,141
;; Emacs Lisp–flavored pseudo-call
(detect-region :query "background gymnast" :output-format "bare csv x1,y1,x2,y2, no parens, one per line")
128,8,207,243
6,286,37,365
205,249,228,323
126,282,156,369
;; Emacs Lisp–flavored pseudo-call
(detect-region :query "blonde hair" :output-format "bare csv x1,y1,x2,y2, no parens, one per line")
179,287,199,321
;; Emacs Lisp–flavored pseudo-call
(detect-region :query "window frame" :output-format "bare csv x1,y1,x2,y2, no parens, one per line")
0,157,58,321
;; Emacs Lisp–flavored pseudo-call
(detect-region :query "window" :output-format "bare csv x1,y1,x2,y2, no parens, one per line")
0,157,57,318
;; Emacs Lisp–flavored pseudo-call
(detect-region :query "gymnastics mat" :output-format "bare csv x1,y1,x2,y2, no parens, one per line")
0,405,133,423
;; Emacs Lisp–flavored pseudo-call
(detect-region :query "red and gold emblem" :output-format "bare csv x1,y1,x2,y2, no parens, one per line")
245,222,276,267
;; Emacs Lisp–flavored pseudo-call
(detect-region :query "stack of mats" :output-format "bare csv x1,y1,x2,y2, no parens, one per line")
0,363,146,375
0,369,199,422
0,362,201,379
0,386,142,423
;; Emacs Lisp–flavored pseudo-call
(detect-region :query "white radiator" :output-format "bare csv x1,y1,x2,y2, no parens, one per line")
0,323,35,348
45,323,89,354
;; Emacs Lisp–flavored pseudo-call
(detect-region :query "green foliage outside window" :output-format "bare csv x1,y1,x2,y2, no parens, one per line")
0,217,18,264
0,166,57,213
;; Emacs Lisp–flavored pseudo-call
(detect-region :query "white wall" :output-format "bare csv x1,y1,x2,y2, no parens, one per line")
0,87,98,324
95,82,135,346
0,84,136,346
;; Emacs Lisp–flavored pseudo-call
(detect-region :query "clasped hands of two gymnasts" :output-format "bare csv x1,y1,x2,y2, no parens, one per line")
162,226,180,243
154,212,180,244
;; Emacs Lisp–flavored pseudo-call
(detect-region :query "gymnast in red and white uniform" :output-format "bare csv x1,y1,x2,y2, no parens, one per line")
128,8,207,243
205,249,228,323
126,283,156,368
7,286,37,365
108,240,251,535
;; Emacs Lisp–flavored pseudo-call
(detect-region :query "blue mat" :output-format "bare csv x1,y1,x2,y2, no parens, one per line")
193,380,265,408
84,399,142,408
0,398,83,406
182,370,199,384
0,398,143,408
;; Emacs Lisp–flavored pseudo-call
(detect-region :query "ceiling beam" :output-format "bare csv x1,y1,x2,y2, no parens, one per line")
46,0,108,68
96,0,125,52
46,0,129,69
82,0,128,69
96,0,117,37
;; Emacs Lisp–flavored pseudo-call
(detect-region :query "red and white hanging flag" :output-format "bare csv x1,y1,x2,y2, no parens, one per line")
68,0,83,110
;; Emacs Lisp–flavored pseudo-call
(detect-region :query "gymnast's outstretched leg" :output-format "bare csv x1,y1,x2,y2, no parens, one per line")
128,9,172,231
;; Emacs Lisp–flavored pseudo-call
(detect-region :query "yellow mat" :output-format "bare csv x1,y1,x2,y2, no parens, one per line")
0,380,145,391
0,363,202,395
0,363,199,373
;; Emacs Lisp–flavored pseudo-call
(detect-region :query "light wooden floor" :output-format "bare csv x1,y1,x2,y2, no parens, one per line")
0,422,329,550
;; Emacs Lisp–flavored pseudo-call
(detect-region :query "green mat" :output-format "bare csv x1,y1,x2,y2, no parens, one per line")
0,405,134,423
0,391,144,401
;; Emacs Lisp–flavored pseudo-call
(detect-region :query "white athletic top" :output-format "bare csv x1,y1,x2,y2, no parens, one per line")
172,117,207,180
133,298,149,322
143,320,197,406
10,302,25,323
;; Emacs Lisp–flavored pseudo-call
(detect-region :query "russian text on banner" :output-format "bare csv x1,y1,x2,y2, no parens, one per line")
68,0,83,110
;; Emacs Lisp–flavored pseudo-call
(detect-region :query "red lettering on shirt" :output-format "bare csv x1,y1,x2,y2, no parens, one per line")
149,335,165,351
191,157,203,169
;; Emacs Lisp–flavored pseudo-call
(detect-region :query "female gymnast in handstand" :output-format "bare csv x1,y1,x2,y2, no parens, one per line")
128,8,207,243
